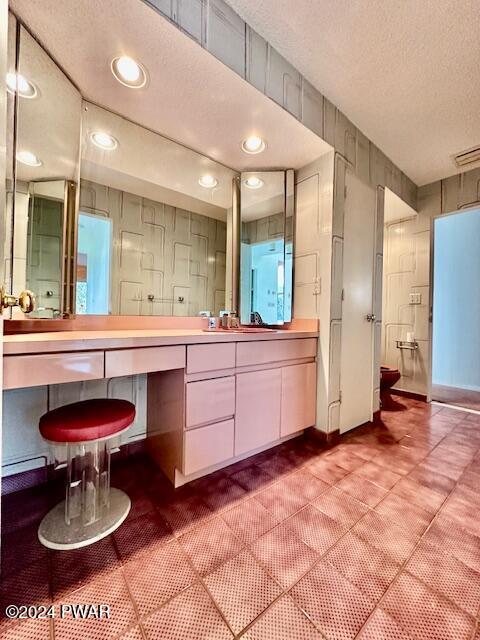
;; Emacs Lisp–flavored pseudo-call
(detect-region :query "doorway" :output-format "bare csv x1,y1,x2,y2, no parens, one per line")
431,208,480,411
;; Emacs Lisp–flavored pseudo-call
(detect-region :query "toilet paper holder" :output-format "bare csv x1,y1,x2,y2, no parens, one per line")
396,340,419,351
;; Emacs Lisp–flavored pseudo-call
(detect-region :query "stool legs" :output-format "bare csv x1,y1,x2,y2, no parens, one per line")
39,438,130,550
65,445,82,524
64,440,111,526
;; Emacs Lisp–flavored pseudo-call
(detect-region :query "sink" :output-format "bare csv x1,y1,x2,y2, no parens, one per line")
203,327,277,334
233,327,277,333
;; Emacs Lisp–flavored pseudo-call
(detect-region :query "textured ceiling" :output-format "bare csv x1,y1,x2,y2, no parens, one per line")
10,0,330,173
226,0,480,185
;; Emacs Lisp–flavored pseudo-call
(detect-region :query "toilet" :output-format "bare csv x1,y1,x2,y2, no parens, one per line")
380,366,401,408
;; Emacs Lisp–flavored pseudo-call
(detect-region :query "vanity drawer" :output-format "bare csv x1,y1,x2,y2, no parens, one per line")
185,376,235,429
183,419,234,475
3,351,104,389
105,346,185,378
187,343,235,374
236,338,317,367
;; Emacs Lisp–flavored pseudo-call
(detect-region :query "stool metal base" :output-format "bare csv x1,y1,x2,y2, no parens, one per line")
38,488,131,550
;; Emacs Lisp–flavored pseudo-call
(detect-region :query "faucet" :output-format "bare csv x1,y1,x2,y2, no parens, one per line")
250,311,264,326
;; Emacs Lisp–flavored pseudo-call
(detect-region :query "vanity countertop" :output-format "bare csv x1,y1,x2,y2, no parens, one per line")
3,328,319,355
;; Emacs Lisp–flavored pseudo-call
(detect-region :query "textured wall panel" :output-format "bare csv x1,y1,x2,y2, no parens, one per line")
3,375,147,476
175,0,206,44
356,130,371,185
330,237,344,322
2,387,49,475
335,111,357,168
332,156,346,238
295,174,320,254
301,79,324,138
442,168,480,213
328,320,342,407
295,154,334,430
381,212,430,395
294,253,319,318
206,0,245,77
80,180,226,316
322,98,336,148
266,47,302,119
246,26,268,93
145,0,173,18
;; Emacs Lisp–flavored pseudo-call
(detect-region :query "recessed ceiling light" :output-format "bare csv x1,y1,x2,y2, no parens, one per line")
111,56,147,88
16,150,42,166
244,176,264,189
241,136,266,154
198,175,218,188
90,131,118,150
6,72,37,98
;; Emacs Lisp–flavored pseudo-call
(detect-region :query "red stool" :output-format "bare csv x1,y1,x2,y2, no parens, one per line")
38,398,135,550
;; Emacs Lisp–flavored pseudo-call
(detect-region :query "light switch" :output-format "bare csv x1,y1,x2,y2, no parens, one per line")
409,292,422,305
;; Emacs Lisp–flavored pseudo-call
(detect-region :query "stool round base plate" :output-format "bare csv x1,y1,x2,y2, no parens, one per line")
38,488,131,550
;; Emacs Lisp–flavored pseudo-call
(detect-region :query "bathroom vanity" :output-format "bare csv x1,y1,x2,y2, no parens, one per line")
3,326,317,486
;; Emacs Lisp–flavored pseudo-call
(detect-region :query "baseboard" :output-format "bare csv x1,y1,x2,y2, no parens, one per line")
1,439,147,496
391,389,428,402
305,426,340,448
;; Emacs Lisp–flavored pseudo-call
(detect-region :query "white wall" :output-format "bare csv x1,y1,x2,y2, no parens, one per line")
432,209,480,391
294,151,335,429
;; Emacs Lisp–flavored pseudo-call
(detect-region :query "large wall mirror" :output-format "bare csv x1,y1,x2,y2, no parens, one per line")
5,19,81,318
240,170,294,325
78,103,236,317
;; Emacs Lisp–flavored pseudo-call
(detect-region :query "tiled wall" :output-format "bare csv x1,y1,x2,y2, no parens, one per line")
142,0,418,211
80,180,227,317
381,215,430,395
241,212,291,244
3,376,147,477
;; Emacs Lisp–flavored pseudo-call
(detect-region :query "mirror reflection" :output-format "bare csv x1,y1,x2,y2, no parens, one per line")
78,102,236,316
6,23,81,317
240,171,293,325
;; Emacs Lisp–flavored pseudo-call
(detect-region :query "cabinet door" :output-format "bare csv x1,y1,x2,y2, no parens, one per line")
281,363,317,437
235,369,281,456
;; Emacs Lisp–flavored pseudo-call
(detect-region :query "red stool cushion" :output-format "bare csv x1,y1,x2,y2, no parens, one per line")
39,398,136,443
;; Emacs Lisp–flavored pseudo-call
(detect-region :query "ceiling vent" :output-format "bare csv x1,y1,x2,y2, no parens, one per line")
453,145,480,168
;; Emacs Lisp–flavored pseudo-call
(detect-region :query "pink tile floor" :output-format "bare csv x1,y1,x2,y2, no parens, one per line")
1,397,480,639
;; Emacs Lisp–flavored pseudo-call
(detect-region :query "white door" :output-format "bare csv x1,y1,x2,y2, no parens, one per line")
340,171,376,433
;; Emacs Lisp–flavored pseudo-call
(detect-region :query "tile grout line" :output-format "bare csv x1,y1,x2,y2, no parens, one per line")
350,445,480,638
